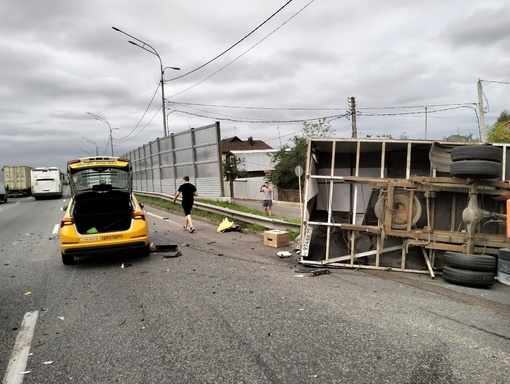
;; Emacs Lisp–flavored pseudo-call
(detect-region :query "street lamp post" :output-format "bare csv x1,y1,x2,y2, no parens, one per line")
112,26,180,137
86,112,114,156
81,137,100,155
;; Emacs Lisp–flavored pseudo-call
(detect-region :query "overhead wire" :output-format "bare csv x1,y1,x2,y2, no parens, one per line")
122,0,305,141
167,0,317,98
165,0,296,82
116,83,161,142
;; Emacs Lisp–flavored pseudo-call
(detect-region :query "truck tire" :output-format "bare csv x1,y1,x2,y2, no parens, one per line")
444,252,496,272
442,266,495,287
450,160,502,180
451,146,503,163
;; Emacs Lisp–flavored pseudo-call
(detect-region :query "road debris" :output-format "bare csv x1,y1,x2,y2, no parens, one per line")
217,217,240,233
306,269,331,277
163,251,182,258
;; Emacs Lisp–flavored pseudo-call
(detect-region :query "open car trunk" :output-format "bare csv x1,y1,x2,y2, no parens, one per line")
72,191,133,234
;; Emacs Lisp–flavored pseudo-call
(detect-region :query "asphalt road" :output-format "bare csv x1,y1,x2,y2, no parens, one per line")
1,196,510,383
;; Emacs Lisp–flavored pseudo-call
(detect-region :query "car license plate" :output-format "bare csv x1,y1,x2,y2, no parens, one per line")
80,237,100,242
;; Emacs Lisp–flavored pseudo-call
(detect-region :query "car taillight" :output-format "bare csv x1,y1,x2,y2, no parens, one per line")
133,211,145,220
60,217,74,228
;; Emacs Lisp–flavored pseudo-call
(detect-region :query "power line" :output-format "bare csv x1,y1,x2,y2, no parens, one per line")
166,0,296,82
169,107,348,124
171,101,343,111
116,83,161,142
167,0,316,98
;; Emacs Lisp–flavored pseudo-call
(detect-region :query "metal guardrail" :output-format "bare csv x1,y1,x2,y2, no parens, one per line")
135,191,301,232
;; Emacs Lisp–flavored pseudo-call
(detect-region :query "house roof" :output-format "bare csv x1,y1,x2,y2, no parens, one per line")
221,136,272,153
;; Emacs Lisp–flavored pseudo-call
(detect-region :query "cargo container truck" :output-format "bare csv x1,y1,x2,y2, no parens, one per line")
2,165,32,197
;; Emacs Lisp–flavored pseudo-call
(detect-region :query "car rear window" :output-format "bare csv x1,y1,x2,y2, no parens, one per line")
72,167,130,192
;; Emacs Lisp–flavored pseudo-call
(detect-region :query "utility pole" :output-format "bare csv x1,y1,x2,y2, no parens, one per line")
424,106,428,140
477,79,486,142
349,97,357,138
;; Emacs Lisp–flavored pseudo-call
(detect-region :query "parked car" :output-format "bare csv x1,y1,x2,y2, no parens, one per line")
59,156,150,265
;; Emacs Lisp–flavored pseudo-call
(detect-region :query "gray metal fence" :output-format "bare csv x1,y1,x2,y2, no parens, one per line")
125,122,224,197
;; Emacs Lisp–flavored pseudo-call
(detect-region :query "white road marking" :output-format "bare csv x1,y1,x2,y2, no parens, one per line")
52,224,59,235
2,311,39,384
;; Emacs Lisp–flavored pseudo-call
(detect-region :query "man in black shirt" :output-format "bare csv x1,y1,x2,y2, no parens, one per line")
173,176,198,233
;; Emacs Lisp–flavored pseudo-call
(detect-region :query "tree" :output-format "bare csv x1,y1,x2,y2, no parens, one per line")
223,154,246,181
269,119,332,190
487,110,510,143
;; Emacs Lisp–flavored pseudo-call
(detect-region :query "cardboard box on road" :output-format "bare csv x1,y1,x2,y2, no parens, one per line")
264,230,290,248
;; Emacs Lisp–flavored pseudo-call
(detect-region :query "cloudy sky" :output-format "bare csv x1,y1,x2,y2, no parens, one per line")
1,0,509,170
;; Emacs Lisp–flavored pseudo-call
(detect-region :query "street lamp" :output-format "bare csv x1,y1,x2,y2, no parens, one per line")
112,26,180,137
86,112,115,156
81,136,100,155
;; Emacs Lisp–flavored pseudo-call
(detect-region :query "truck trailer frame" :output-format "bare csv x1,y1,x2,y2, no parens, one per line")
300,139,510,278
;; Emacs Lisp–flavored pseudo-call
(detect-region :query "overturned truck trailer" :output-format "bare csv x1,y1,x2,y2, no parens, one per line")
300,138,510,280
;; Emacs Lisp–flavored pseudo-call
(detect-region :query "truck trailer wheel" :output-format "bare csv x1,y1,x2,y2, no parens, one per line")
450,146,503,163
444,252,496,272
450,160,502,180
442,266,495,287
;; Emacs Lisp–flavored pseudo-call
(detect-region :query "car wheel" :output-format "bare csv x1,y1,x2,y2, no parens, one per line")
444,252,496,272
62,253,75,265
451,146,503,163
442,266,495,287
450,160,502,180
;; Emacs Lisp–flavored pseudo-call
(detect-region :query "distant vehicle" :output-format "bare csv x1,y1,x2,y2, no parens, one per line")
31,167,64,199
59,156,150,265
2,165,32,197
0,171,7,203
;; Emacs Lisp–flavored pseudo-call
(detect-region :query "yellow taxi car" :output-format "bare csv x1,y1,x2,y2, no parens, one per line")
60,156,150,265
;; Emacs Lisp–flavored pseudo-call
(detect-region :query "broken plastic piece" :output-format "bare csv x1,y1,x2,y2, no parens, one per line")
277,251,292,258
153,244,178,252
217,217,239,233
86,227,98,234
163,251,182,258
307,269,331,277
